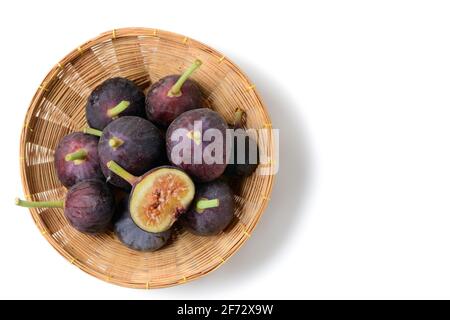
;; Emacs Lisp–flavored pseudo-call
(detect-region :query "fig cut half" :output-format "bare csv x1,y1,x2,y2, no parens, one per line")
107,161,195,233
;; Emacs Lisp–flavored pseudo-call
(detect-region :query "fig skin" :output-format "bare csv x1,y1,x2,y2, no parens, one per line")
98,116,164,189
54,132,104,187
225,109,259,177
114,197,172,251
64,179,115,234
180,180,234,236
225,132,259,177
86,77,145,130
166,108,229,182
145,75,202,126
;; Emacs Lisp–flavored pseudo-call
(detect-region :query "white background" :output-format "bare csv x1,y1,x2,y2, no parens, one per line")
1,0,450,299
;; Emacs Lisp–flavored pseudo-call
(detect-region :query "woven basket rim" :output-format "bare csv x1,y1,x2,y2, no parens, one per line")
19,27,275,289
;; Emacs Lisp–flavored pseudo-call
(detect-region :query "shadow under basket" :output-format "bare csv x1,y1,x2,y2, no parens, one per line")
20,27,276,289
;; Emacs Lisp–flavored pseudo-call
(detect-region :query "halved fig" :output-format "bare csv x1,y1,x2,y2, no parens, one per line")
107,161,195,232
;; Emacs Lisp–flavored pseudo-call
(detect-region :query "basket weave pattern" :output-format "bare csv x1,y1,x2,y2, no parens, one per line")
20,28,275,288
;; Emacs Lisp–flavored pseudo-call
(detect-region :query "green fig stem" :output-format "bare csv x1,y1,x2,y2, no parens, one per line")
109,137,124,149
106,160,138,185
196,198,220,212
234,109,245,129
83,127,103,137
168,59,202,97
15,198,64,208
65,149,87,162
107,100,130,118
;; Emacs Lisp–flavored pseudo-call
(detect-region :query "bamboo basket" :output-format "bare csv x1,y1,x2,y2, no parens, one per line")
19,28,275,289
